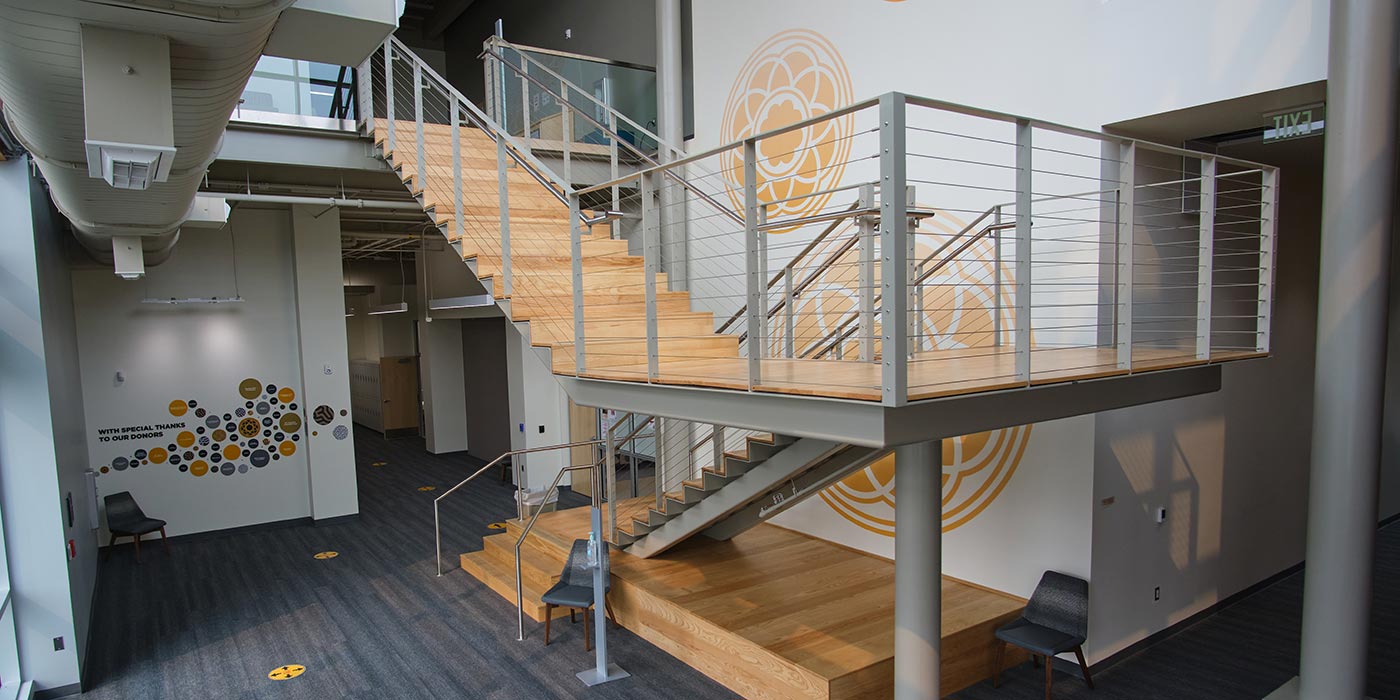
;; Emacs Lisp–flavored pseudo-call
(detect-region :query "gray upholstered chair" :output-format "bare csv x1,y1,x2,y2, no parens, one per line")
540,539,618,650
104,491,169,563
993,571,1093,699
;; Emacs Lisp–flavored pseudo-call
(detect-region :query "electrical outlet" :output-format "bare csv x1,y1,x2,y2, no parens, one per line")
537,425,545,434
53,636,65,651
1153,586,1160,602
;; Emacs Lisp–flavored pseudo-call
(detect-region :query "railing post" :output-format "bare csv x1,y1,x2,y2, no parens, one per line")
743,139,763,388
496,135,513,297
355,55,371,132
1258,167,1278,354
606,426,617,543
758,207,770,354
571,192,586,375
1116,141,1136,371
413,62,425,194
384,42,395,154
913,262,925,352
993,204,1003,347
481,41,496,126
654,418,667,510
519,57,530,150
609,111,621,240
642,173,660,382
561,84,572,187
879,93,909,406
1196,156,1216,361
858,182,876,362
452,99,464,243
1014,119,1033,384
783,267,795,358
712,425,726,473
906,184,918,360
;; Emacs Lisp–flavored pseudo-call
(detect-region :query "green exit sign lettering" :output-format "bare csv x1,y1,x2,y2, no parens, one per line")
1264,103,1325,143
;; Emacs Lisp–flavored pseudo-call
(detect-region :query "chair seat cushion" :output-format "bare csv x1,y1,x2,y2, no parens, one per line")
995,617,1084,656
540,582,595,608
110,518,165,536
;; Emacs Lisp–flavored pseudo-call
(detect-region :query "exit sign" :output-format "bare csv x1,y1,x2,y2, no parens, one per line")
1263,103,1325,143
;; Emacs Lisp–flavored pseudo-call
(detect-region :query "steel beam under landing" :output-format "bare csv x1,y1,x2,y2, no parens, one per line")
558,364,1221,449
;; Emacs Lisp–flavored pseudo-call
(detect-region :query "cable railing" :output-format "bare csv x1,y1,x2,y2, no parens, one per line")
367,35,1278,407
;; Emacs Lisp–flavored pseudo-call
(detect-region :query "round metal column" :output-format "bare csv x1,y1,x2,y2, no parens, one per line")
895,439,941,700
1298,1,1399,698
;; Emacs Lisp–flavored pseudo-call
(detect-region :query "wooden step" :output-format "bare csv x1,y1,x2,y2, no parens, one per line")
458,550,569,622
479,532,566,591
551,336,741,373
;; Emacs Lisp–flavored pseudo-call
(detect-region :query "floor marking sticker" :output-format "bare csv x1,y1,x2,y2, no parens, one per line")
268,664,304,680
313,551,339,560
417,486,436,492
371,461,387,467
487,522,507,530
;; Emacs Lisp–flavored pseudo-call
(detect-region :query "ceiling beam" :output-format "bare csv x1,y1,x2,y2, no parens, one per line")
422,0,478,40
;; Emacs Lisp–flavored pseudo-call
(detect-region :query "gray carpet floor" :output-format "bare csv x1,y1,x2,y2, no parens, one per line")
80,425,1399,699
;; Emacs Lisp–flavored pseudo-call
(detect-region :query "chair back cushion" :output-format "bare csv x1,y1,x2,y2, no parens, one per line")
561,538,611,593
1023,570,1089,641
104,491,147,532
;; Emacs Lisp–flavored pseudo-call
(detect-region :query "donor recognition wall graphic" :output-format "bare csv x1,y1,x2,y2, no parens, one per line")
93,377,350,480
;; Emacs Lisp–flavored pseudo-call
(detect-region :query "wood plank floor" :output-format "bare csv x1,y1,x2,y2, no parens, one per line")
484,505,1030,699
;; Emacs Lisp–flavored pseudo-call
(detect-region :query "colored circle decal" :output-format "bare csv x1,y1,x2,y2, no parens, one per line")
177,431,196,448
277,387,296,403
268,664,305,680
219,463,235,476
113,456,129,471
333,425,349,440
312,405,334,426
222,444,241,461
238,417,260,438
204,415,220,429
212,429,227,442
278,440,296,457
279,413,302,433
168,400,188,417
256,401,271,416
239,378,262,400
250,450,270,468
190,460,209,477
148,447,168,464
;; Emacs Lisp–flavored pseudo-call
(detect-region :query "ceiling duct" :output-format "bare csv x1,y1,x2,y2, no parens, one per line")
80,25,176,190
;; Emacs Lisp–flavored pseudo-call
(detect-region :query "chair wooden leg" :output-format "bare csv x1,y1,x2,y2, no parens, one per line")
583,607,592,652
992,640,1006,688
1033,654,1041,668
604,596,619,628
1044,655,1053,700
133,533,141,564
569,608,576,624
544,604,553,646
160,527,170,554
1075,646,1094,689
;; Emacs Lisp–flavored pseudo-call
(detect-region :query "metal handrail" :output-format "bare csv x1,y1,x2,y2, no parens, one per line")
481,41,745,227
515,461,600,641
432,438,606,576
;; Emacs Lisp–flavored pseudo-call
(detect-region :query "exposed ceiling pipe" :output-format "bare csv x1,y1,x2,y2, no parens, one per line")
0,0,296,267
216,191,425,210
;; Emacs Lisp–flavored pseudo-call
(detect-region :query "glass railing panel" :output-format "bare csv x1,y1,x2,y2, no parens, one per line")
237,56,358,122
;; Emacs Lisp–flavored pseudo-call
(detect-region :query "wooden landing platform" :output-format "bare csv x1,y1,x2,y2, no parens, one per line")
461,506,1029,699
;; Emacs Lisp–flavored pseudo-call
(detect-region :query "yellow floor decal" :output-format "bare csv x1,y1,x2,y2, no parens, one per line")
268,664,304,680
417,486,436,492
313,551,338,560
371,461,387,467
487,522,507,530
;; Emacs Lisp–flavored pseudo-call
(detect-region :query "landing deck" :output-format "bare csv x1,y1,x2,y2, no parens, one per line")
467,504,1029,699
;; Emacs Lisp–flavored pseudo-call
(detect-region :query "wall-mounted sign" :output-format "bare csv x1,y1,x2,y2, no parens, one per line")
1263,103,1325,143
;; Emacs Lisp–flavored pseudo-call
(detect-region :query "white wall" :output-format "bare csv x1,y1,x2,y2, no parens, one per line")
0,159,87,693
772,416,1095,600
505,323,571,493
72,207,327,537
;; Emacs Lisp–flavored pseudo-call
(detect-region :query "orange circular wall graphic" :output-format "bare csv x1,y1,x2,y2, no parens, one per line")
721,29,853,231
168,400,188,417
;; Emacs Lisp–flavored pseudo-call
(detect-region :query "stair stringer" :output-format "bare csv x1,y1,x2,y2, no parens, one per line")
626,438,883,558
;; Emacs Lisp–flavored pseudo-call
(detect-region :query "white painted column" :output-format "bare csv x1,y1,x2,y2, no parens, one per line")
290,205,358,521
894,439,941,700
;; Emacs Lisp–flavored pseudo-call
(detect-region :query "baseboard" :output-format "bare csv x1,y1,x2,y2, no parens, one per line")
313,513,359,527
98,515,313,550
33,682,79,700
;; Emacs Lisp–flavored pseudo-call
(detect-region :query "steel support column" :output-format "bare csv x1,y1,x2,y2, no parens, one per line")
1294,1,1399,699
894,439,941,700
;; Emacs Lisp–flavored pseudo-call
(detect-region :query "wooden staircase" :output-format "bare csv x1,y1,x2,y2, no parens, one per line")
373,119,741,376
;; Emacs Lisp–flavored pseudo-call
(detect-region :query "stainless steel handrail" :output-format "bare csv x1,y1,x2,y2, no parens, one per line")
432,438,606,576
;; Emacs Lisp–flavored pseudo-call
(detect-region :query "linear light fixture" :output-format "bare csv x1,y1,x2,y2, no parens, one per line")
428,295,494,311
141,296,245,305
368,301,408,315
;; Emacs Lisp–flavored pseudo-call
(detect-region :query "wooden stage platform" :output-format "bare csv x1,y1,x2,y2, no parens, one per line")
461,505,1028,699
